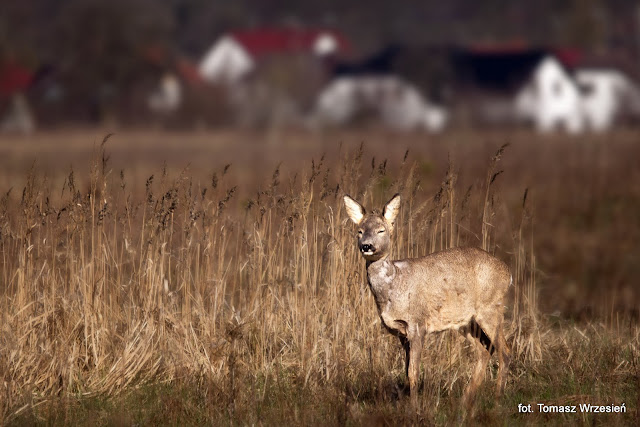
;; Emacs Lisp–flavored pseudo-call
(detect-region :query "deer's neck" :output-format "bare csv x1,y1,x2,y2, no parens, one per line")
366,257,396,304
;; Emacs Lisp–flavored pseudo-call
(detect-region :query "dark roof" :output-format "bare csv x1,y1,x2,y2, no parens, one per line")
450,48,548,92
332,45,402,76
328,43,583,101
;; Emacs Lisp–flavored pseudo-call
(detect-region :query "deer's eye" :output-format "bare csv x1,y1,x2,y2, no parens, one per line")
357,230,363,235
377,229,385,234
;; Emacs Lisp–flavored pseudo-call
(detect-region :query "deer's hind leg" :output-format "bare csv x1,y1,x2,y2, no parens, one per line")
476,308,511,396
462,319,491,409
494,314,511,395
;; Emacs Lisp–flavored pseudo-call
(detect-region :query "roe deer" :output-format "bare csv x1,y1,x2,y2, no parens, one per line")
343,193,511,407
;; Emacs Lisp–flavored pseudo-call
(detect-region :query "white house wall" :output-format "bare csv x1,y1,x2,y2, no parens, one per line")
147,73,182,114
575,69,640,132
198,36,254,85
313,76,447,132
314,77,360,125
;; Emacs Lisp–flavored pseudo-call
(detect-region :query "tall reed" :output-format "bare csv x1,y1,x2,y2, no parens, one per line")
0,140,540,421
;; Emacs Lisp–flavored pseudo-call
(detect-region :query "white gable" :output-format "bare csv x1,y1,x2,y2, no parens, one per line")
198,35,254,84
515,56,583,133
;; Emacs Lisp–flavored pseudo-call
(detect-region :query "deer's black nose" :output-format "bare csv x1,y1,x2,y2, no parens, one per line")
361,244,374,253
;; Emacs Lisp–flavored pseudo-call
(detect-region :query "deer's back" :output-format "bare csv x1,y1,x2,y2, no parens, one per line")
388,247,510,331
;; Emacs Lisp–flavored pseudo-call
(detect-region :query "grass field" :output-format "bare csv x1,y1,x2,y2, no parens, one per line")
1,128,639,425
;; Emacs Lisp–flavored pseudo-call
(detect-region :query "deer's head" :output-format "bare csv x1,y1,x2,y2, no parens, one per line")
343,194,400,262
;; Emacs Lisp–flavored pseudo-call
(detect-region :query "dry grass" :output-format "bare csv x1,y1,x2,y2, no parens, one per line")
0,129,638,425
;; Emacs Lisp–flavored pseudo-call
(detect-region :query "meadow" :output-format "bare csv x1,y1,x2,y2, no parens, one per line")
0,128,638,425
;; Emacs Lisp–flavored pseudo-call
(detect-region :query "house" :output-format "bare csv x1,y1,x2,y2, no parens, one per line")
313,75,447,132
147,73,182,115
138,45,234,127
197,28,351,128
512,53,584,133
198,28,350,85
433,45,582,132
312,43,593,133
340,43,594,133
312,45,448,132
571,54,640,132
144,52,206,117
393,43,640,133
575,69,638,131
0,60,36,133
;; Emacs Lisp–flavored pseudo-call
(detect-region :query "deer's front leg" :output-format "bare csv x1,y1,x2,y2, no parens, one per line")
399,335,410,378
407,325,425,403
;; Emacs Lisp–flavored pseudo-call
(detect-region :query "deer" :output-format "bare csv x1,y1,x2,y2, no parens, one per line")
343,193,511,408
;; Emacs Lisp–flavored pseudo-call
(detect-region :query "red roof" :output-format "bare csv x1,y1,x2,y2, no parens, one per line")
551,48,583,69
0,61,33,96
229,28,351,57
176,58,205,86
141,44,205,86
467,40,529,54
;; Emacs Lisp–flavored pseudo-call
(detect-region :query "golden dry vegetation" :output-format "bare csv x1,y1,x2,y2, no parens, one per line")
0,129,638,425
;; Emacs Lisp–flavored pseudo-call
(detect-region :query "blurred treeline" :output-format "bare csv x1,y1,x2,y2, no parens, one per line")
1,0,638,125
4,0,636,58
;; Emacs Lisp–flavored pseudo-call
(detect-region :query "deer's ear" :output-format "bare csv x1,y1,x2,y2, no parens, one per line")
343,195,365,224
383,193,401,225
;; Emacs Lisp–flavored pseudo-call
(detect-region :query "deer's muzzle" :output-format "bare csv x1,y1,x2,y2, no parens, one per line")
360,244,375,255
